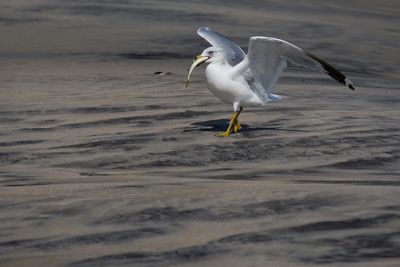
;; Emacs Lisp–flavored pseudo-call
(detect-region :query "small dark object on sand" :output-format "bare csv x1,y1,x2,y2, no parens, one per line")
154,71,172,76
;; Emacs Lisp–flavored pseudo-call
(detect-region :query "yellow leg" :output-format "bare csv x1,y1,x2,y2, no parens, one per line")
233,121,241,133
216,107,243,137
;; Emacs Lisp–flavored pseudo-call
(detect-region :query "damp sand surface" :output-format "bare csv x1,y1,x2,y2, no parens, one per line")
0,1,400,266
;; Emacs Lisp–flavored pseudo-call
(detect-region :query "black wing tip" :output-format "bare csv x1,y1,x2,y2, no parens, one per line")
305,51,356,91
344,78,356,91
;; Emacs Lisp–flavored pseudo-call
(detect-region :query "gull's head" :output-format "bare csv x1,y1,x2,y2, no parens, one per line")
185,46,224,88
200,47,224,64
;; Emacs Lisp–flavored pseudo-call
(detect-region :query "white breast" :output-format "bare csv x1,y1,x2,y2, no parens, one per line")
205,63,263,106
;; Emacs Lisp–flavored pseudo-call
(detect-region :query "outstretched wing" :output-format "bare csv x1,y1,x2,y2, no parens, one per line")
197,27,246,66
243,36,354,98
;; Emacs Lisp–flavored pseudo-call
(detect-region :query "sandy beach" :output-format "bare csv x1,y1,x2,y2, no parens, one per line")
1,1,400,266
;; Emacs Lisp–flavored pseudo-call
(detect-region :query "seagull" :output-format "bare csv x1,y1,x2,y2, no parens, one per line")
186,27,355,137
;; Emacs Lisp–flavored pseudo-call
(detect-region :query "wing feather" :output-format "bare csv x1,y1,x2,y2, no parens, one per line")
244,36,355,100
197,27,246,66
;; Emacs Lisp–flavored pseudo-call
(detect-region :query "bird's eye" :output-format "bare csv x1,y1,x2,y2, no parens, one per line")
208,51,214,56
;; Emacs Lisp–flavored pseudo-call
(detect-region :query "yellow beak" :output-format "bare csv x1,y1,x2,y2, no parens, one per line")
185,55,209,88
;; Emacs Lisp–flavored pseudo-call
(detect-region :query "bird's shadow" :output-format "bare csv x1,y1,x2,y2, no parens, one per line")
183,119,307,134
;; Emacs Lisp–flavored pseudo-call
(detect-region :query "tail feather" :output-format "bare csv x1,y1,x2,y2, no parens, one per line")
266,93,283,102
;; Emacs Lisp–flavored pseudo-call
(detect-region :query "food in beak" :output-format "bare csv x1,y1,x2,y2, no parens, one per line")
185,56,209,88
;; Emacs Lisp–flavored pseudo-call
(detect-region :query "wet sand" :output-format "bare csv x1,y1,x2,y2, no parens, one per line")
1,1,400,266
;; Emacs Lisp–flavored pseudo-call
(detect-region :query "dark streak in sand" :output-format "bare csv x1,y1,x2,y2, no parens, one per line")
95,195,337,225
71,223,400,267
30,227,167,251
1,1,400,267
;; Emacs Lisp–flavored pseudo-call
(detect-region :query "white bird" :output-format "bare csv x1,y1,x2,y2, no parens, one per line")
186,27,355,137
